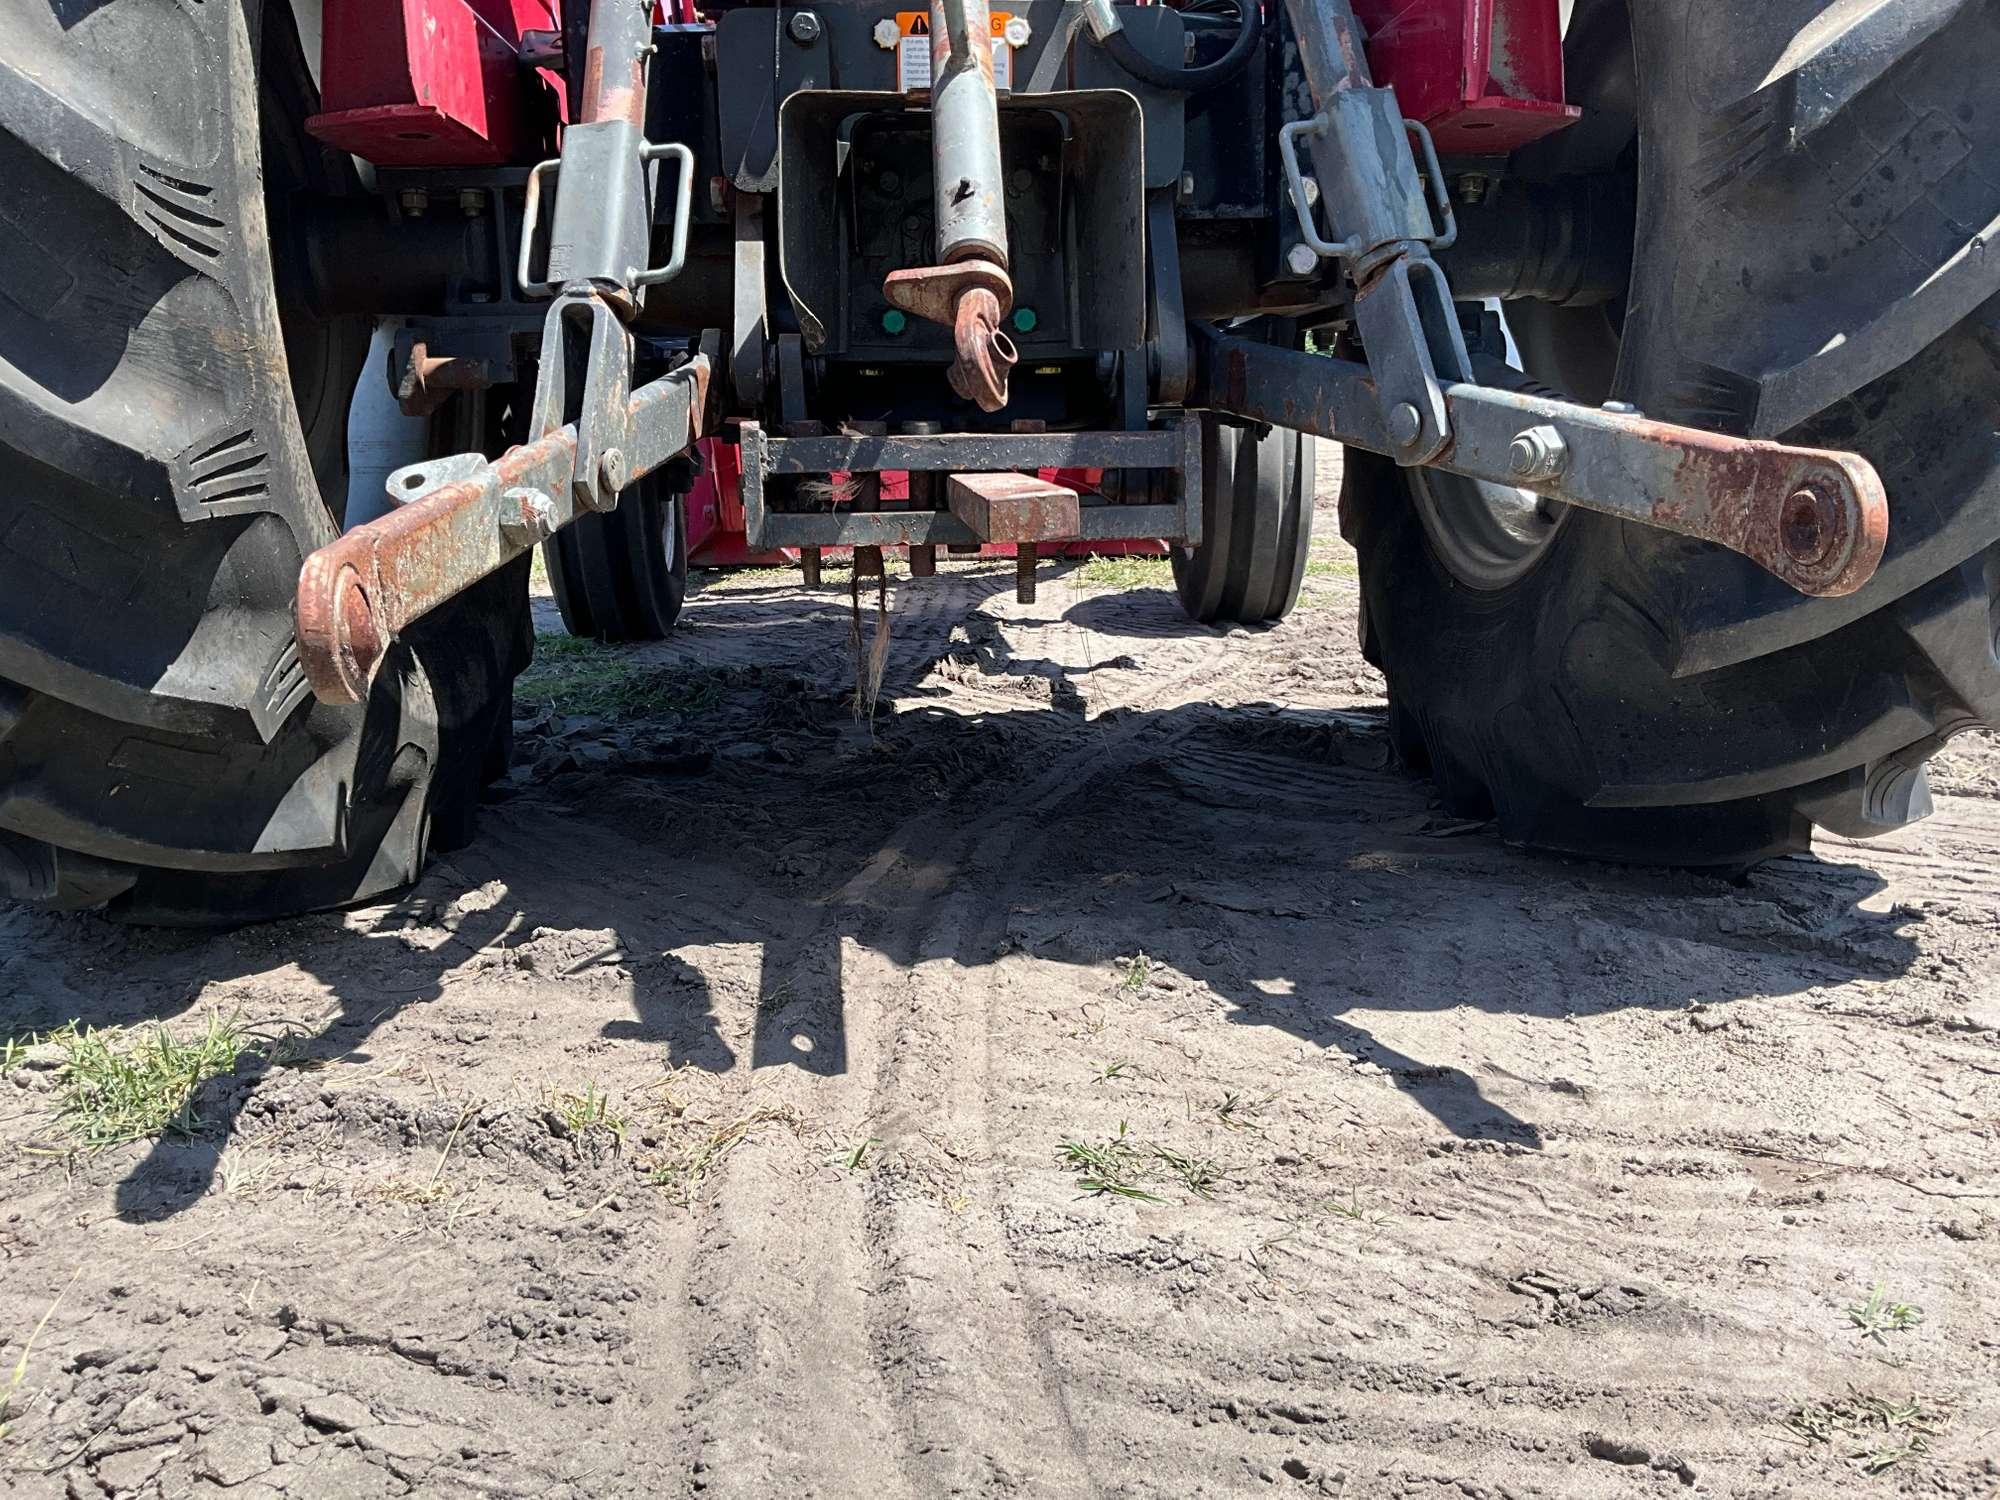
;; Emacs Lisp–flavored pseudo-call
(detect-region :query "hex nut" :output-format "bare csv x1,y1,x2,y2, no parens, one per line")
872,17,901,48
1285,242,1320,277
499,488,557,547
1508,424,1568,481
787,10,822,43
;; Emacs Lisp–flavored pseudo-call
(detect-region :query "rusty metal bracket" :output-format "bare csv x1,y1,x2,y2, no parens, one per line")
1191,326,1888,598
882,259,1013,328
296,346,714,706
396,340,493,418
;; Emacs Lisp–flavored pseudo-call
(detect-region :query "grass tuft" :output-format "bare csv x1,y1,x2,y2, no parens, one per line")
1782,1391,1954,1473
831,1137,882,1173
1214,1090,1269,1132
517,636,728,719
46,1016,249,1149
1115,953,1153,994
1057,1123,1163,1202
1847,1283,1924,1345
646,1105,804,1208
1057,1124,1224,1204
1321,1187,1391,1230
547,1082,627,1145
1072,554,1173,590
1302,555,1358,580
1149,1144,1221,1200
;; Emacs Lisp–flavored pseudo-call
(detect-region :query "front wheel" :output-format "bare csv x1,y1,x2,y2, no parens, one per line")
545,471,690,642
1172,417,1316,625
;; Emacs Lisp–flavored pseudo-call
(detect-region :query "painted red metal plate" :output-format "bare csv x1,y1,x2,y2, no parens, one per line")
307,0,559,167
1352,0,1580,155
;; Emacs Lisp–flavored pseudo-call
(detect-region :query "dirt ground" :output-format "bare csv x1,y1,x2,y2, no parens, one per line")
4,450,1999,1499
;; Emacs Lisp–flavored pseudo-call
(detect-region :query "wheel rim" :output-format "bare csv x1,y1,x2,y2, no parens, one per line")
1410,360,1574,591
1410,468,1566,591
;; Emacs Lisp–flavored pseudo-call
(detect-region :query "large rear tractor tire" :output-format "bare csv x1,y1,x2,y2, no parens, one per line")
1342,0,2000,866
0,0,529,922
1173,417,1316,625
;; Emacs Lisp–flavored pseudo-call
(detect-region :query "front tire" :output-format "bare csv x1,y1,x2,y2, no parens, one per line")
545,471,690,641
1173,417,1316,625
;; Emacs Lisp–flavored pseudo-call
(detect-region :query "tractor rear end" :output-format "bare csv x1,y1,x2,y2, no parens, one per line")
10,0,1996,920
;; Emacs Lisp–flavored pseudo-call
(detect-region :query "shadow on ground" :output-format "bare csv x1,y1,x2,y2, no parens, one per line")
2,666,1917,1220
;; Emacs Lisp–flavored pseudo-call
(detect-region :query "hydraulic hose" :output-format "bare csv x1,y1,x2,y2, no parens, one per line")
1084,0,1262,94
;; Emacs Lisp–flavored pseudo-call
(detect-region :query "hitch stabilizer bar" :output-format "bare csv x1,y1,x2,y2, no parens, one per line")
295,0,712,707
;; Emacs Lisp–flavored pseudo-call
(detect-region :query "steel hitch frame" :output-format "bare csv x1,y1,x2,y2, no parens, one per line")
295,0,711,707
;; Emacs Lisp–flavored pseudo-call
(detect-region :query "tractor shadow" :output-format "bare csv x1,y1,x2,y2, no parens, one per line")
0,573,1925,1219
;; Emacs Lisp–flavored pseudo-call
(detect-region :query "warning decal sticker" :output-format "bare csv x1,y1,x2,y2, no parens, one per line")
894,11,1013,94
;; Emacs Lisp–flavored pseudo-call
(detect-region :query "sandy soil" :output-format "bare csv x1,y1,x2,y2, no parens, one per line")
4,453,1999,1499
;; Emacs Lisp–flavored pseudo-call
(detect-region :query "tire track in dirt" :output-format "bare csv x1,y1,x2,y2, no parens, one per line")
823,603,1335,1494
660,573,1326,1496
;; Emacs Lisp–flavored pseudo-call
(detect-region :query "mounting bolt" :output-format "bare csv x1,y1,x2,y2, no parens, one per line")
1299,175,1321,208
787,10,822,43
398,188,428,218
599,447,628,495
1780,487,1839,566
1015,543,1038,605
1386,402,1425,450
458,188,485,217
1507,424,1568,481
498,488,557,547
872,16,901,48
1601,399,1641,415
1003,15,1031,46
1285,243,1320,277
